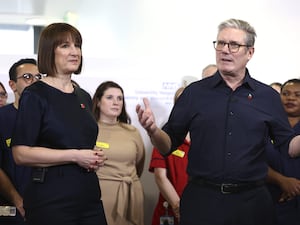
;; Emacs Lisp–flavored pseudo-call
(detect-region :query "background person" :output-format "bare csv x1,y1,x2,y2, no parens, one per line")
201,64,217,79
267,79,300,225
92,81,145,225
11,23,107,225
0,58,40,225
270,82,282,94
0,82,8,107
149,86,190,225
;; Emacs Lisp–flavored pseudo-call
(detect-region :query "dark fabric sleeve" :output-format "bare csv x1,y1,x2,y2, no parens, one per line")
12,90,44,147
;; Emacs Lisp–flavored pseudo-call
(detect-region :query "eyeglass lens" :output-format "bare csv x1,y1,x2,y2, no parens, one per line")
0,92,7,98
18,73,42,81
213,41,248,53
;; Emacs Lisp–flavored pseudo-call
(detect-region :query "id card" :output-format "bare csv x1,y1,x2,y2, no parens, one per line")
96,141,109,149
172,149,185,158
0,206,16,216
160,216,174,225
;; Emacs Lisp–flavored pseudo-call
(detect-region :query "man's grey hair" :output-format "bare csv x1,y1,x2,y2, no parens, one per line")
218,18,256,47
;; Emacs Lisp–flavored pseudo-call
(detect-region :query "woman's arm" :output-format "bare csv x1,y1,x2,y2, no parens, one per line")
0,169,25,217
154,167,180,219
267,166,300,201
12,145,106,170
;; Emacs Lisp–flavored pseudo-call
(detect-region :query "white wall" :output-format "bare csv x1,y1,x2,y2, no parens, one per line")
1,1,300,224
76,0,300,84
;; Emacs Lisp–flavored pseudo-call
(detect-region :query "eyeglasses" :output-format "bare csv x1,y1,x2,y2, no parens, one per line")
213,41,250,53
16,73,43,83
0,92,7,98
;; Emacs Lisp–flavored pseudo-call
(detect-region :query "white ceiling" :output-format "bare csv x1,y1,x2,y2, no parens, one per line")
0,0,84,25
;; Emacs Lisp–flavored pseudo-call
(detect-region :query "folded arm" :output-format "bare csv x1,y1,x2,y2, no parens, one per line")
12,145,107,171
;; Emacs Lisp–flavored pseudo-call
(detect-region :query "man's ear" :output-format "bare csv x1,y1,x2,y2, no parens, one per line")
9,80,17,92
247,47,255,60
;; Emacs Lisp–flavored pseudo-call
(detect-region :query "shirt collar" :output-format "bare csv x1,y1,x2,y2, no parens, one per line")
209,68,256,91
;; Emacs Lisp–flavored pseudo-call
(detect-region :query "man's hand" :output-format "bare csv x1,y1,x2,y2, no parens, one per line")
136,98,158,135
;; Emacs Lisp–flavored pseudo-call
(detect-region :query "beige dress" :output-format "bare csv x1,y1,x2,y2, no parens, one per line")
96,122,145,225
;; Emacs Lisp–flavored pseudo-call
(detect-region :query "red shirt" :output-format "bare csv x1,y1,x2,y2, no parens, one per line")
149,140,190,225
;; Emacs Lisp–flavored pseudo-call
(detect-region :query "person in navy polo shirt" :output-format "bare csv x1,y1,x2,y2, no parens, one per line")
0,58,41,225
136,18,300,225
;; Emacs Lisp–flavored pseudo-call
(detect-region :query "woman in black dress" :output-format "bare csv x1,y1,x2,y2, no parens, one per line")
12,23,107,225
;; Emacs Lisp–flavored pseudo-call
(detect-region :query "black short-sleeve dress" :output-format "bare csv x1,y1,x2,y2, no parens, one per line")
12,81,107,225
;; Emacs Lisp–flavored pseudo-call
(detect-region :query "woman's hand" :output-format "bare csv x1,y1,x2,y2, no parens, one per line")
75,149,107,171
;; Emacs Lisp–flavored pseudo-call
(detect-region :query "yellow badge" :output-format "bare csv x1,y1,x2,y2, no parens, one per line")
6,138,11,148
96,141,109,149
172,149,185,158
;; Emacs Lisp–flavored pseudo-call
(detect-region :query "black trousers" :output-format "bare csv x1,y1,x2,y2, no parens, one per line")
24,165,107,225
179,181,275,225
274,197,300,225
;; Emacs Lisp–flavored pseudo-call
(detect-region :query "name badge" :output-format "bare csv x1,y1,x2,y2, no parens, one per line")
172,149,185,158
96,141,110,149
6,138,11,147
0,206,16,216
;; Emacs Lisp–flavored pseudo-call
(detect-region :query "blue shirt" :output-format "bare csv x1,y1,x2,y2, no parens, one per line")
0,103,31,203
163,70,294,182
266,121,300,224
0,103,31,225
